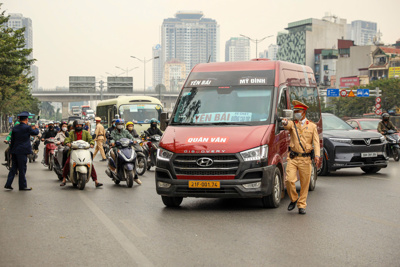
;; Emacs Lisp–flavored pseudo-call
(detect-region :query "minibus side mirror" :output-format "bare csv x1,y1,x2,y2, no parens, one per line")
278,109,293,131
160,112,169,131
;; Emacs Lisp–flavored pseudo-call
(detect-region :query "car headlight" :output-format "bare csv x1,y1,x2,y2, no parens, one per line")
329,138,352,144
240,145,268,162
157,148,174,161
380,136,386,143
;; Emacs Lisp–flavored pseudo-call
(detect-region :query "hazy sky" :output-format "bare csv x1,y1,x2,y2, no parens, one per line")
2,0,399,89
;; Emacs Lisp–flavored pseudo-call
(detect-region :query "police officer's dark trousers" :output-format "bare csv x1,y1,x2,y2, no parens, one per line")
6,154,28,189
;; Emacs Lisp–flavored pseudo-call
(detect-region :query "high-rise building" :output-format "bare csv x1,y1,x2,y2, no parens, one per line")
277,14,347,69
164,59,186,92
259,50,268,59
152,44,163,89
225,37,250,62
267,44,279,60
6,13,38,90
161,11,219,79
347,20,377,46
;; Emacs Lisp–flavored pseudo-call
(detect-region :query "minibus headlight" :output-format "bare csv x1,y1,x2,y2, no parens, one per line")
329,138,352,144
157,148,174,161
240,145,268,162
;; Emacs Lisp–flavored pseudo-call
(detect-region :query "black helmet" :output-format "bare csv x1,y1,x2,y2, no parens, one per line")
73,119,84,128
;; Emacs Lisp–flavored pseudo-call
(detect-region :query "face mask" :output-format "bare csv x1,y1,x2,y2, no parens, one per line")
151,124,156,128
75,126,83,132
62,127,67,132
294,112,302,120
117,125,123,130
113,123,116,127
49,126,54,130
127,127,133,131
383,117,389,121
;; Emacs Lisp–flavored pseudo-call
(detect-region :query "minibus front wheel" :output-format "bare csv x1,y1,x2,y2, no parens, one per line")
261,167,282,208
162,196,183,207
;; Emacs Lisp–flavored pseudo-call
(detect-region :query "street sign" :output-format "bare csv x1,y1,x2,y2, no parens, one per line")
375,109,382,115
362,89,369,97
375,103,381,109
340,89,347,97
376,97,381,103
327,88,339,97
357,89,363,97
348,90,356,97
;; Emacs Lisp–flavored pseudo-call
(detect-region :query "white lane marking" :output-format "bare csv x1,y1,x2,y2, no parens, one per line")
361,175,389,181
120,219,147,238
79,193,154,267
345,212,400,229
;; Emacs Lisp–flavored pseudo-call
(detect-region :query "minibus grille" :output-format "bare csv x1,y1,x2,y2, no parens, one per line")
173,155,239,176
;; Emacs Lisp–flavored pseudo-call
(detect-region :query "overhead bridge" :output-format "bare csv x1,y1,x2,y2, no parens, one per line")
32,91,179,117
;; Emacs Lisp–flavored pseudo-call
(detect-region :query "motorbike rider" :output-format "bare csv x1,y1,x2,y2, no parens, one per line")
30,123,41,153
146,118,162,138
54,121,60,132
126,121,139,138
60,119,103,187
2,121,20,166
55,122,70,167
110,119,141,185
378,113,398,135
41,121,58,165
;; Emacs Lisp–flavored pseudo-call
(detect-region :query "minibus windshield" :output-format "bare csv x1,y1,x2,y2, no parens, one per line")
172,86,273,126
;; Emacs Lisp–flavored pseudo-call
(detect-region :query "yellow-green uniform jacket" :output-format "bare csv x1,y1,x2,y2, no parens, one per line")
64,130,95,145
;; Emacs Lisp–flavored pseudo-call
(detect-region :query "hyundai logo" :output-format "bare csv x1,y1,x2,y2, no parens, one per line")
196,157,214,167
364,138,371,146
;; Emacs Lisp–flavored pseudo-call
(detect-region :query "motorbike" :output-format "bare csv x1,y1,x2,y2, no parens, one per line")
383,130,400,161
28,136,39,163
134,138,147,176
3,140,12,170
43,137,57,171
105,138,137,187
67,140,92,190
53,139,68,181
144,131,161,171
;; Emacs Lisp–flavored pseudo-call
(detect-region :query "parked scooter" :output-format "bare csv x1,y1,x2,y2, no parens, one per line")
28,136,39,163
105,138,137,187
383,130,400,161
66,140,92,190
43,137,57,171
53,139,68,181
144,131,161,171
134,138,147,176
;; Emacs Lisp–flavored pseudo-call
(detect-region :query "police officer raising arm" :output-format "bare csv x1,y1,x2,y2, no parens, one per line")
281,101,320,215
4,111,39,191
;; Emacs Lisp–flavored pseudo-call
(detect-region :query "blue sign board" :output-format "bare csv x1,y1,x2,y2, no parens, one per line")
327,88,340,97
357,89,370,97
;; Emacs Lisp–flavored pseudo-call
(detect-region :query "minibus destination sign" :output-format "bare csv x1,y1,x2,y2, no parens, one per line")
184,70,275,87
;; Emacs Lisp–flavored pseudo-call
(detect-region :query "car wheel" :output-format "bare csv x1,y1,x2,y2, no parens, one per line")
261,167,282,208
317,155,330,176
161,196,183,207
309,162,317,191
361,166,381,174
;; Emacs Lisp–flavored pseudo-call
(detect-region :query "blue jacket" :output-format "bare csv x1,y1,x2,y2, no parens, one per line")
10,122,39,155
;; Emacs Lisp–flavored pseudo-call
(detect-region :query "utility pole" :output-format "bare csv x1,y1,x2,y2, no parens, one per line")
99,80,104,101
131,56,159,95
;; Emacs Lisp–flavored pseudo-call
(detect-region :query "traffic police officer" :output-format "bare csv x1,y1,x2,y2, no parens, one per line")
4,111,39,191
282,101,320,214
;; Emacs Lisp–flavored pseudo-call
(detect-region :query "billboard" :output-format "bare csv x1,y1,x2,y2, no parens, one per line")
389,67,400,78
107,77,133,93
340,76,360,88
69,76,96,93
